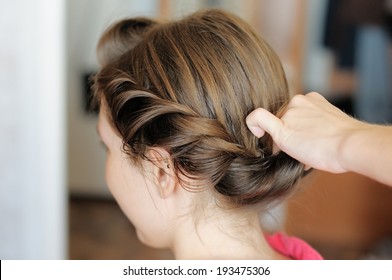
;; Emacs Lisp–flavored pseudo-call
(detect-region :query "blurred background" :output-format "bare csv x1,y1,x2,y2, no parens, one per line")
1,0,392,260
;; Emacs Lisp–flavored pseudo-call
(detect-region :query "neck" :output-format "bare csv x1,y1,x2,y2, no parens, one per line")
170,206,284,260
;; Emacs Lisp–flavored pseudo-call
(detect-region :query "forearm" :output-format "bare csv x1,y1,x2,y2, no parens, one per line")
340,123,392,186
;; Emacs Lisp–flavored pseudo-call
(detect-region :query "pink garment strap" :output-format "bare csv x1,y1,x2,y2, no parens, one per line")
265,232,323,260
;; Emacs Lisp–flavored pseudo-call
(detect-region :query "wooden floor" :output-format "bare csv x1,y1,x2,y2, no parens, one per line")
68,197,173,260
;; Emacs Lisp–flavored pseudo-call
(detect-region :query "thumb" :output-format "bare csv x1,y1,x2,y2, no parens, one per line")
246,108,283,139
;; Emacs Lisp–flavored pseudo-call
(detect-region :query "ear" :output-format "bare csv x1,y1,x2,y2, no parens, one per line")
145,148,177,198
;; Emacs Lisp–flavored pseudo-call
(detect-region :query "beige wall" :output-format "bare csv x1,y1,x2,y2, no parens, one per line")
286,171,392,259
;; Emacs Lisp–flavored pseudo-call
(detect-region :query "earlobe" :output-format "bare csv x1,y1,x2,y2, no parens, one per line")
146,148,177,198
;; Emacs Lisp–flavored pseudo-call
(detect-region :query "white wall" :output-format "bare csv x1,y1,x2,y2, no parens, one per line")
0,0,67,259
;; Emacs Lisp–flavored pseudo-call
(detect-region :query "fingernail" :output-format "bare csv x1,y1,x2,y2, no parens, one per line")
247,125,265,138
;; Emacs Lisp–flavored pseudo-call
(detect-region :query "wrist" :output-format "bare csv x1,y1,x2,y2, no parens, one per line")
337,119,373,173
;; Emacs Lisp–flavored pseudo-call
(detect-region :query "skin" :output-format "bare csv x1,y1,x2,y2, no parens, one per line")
246,92,392,186
97,106,287,259
97,106,176,248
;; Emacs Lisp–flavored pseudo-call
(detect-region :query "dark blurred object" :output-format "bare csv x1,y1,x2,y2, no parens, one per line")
386,13,392,38
323,0,387,70
329,95,353,116
323,0,392,123
83,72,98,114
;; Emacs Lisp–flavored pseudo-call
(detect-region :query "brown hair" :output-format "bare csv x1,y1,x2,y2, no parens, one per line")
93,9,304,206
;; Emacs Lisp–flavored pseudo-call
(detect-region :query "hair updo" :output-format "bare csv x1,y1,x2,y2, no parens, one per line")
93,9,304,207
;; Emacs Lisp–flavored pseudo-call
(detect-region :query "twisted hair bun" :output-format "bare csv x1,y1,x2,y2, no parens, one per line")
94,9,304,207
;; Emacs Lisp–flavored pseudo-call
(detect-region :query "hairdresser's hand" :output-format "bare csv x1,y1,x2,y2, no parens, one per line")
246,92,367,173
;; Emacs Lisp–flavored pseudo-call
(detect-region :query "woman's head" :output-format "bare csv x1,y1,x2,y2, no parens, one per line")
94,9,303,217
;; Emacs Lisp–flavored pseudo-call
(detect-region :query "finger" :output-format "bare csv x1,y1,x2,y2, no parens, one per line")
246,108,283,139
304,164,312,171
247,124,266,138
